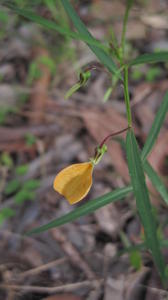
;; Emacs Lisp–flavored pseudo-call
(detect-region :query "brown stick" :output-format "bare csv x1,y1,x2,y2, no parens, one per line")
0,279,103,294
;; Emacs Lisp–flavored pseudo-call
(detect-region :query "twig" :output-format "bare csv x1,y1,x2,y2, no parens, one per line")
17,258,67,279
0,279,103,294
52,229,96,280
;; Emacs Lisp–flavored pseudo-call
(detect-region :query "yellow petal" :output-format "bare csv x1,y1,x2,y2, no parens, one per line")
53,162,93,204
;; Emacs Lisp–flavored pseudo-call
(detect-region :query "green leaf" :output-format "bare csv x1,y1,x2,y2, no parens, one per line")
27,61,42,85
5,3,106,51
5,179,20,195
26,185,132,235
145,66,161,82
118,242,146,257
61,0,121,78
15,189,35,204
65,82,81,100
110,137,168,206
38,55,56,75
126,129,166,284
129,52,168,66
23,179,40,190
0,152,13,168
0,9,8,23
142,91,168,161
144,161,168,205
15,164,28,176
0,208,15,225
131,67,143,81
130,250,142,271
103,87,113,102
0,106,18,125
0,108,8,125
25,133,36,146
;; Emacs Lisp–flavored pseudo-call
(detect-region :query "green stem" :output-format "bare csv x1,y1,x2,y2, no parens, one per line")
124,66,132,127
121,0,133,59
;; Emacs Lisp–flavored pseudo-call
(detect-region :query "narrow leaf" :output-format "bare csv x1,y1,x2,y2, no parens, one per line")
111,137,168,206
126,129,166,283
142,91,168,161
26,185,132,235
144,161,168,205
130,52,168,66
129,250,142,271
61,0,121,78
5,3,107,51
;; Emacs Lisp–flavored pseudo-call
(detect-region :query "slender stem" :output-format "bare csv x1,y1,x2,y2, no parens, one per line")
124,66,132,127
92,127,129,165
121,0,133,59
99,127,129,148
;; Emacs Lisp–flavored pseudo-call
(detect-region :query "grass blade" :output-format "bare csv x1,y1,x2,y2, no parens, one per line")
115,137,168,204
129,52,168,66
61,0,121,78
126,129,166,284
141,91,168,161
27,185,132,235
4,3,106,51
144,161,168,205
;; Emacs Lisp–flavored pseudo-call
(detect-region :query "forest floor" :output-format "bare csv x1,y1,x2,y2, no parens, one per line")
0,1,168,299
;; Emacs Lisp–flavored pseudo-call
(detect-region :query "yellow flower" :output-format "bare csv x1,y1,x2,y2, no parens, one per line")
53,162,93,205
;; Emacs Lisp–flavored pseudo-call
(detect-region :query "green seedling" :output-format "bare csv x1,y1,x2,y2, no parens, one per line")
1,152,13,169
0,208,16,225
25,133,37,146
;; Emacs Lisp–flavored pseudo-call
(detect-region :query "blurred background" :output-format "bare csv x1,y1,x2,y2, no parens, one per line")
0,0,168,299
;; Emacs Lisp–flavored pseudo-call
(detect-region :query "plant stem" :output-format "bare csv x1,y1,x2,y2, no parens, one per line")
99,127,129,148
124,66,132,127
121,0,133,59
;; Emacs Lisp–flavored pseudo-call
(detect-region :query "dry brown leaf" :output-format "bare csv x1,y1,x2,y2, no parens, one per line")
82,107,139,182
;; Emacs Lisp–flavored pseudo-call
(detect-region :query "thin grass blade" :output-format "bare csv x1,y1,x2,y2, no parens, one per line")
129,52,168,66
26,185,132,235
142,91,168,161
4,3,106,51
61,0,121,78
144,161,168,205
126,129,166,284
